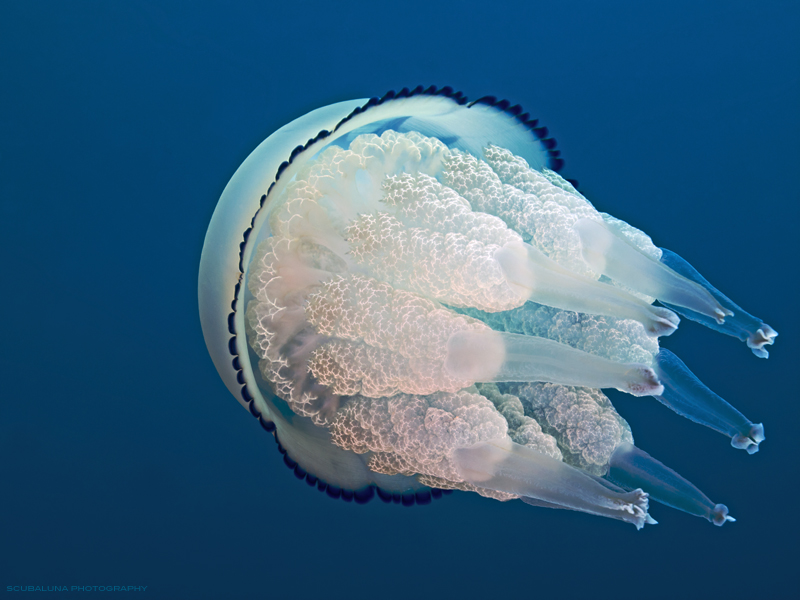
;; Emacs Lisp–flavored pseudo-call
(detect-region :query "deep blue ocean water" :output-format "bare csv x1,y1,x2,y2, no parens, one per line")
2,1,798,598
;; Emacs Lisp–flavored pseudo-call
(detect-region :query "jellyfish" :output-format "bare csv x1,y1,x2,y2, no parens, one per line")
199,87,777,528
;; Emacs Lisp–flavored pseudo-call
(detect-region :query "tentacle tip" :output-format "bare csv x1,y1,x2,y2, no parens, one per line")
646,515,658,525
647,317,679,338
647,307,680,338
748,325,778,358
621,489,654,530
623,366,664,397
711,504,734,526
731,423,765,453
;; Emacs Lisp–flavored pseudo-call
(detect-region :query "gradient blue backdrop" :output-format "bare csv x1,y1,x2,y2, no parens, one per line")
2,1,798,598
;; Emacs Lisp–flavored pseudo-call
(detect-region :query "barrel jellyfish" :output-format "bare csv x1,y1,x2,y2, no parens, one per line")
199,87,777,528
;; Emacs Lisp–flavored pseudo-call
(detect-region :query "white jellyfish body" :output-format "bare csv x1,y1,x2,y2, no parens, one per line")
199,87,776,527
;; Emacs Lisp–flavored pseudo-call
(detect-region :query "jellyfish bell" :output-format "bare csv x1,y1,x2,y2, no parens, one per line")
199,87,776,526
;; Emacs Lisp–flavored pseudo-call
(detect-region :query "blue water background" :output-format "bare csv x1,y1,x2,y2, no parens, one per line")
1,1,798,598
